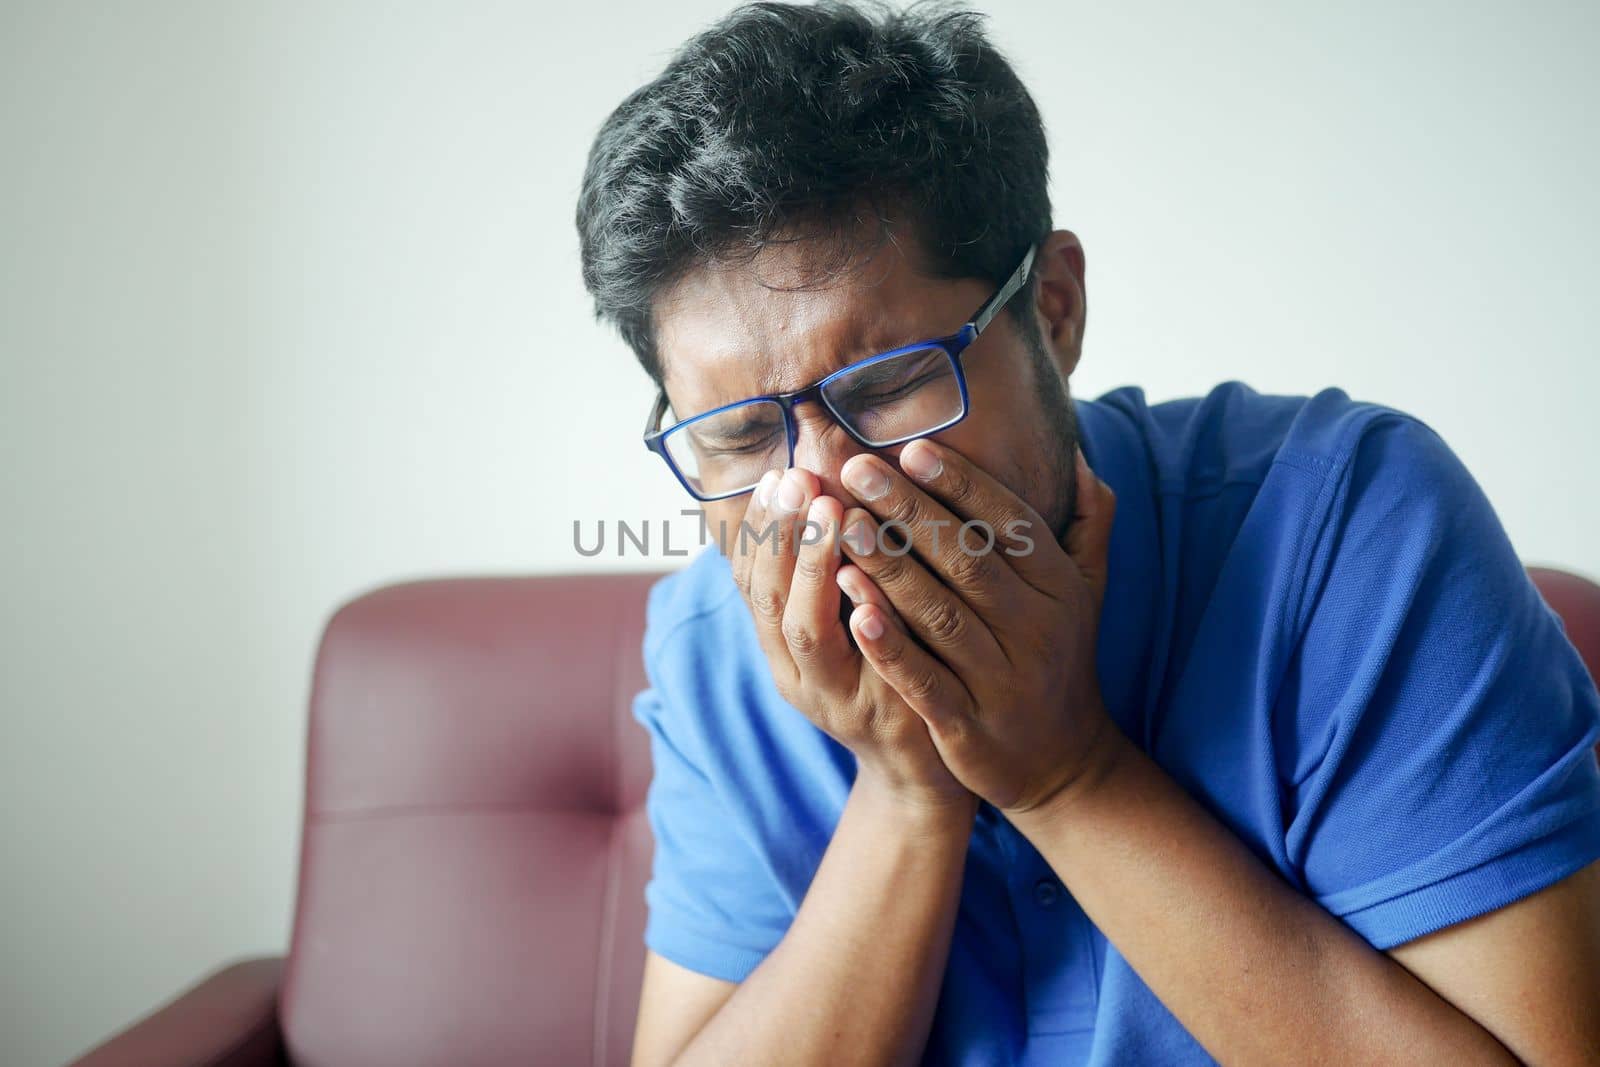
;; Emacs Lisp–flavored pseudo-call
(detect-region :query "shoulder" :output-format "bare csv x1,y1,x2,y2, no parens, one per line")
1083,380,1441,495
637,548,748,751
1081,382,1496,678
638,546,812,759
644,547,744,663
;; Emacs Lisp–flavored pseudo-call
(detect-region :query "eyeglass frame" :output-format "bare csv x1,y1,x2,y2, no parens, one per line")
642,243,1039,502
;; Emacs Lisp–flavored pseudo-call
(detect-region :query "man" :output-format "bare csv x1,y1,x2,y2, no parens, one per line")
576,3,1600,1064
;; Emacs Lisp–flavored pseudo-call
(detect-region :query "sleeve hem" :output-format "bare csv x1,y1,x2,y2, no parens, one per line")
1324,807,1600,950
643,911,777,984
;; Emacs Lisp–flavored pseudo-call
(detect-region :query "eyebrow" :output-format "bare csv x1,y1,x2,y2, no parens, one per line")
749,319,950,397
687,408,784,443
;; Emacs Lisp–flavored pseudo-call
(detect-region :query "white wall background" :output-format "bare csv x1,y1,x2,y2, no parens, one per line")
2,1,1596,1063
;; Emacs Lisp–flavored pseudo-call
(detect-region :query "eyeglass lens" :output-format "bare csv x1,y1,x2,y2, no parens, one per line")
662,344,963,498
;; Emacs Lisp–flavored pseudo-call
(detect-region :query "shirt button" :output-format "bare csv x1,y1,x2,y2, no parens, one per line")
1033,878,1060,908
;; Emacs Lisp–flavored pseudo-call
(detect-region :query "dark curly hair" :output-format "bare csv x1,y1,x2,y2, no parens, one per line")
576,0,1052,383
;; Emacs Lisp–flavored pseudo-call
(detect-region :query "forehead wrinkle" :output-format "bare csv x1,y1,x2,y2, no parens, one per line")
656,242,973,408
667,296,953,410
688,284,882,398
751,289,883,394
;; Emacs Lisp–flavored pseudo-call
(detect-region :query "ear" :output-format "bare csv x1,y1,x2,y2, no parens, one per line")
1031,230,1087,379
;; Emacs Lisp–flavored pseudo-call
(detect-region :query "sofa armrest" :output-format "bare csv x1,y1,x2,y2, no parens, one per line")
69,957,286,1067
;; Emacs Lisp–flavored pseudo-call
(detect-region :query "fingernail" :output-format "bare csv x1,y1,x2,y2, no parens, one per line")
900,441,943,482
755,470,780,508
843,458,890,501
775,470,806,513
856,611,885,641
842,521,874,556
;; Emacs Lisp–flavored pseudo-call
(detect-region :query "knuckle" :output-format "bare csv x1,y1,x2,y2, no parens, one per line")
943,468,980,510
751,512,790,553
871,634,908,671
780,615,821,657
880,489,922,528
792,549,828,587
919,596,968,645
870,550,912,589
944,542,993,588
766,517,795,554
901,667,942,702
748,584,785,625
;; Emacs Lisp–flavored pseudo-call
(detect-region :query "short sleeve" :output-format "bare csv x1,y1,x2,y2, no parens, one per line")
1279,416,1600,949
632,619,794,982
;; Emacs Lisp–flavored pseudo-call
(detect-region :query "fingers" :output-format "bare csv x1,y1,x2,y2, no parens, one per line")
838,505,1003,677
836,562,915,654
893,439,1073,594
836,562,893,618
782,495,853,676
847,596,972,733
726,470,774,605
734,467,820,689
840,450,1026,620
1067,447,1117,612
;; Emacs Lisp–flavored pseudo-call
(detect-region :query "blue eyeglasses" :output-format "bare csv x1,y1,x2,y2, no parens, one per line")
644,244,1037,501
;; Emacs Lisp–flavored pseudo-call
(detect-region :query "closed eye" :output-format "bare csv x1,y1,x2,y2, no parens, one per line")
832,351,947,407
687,421,784,456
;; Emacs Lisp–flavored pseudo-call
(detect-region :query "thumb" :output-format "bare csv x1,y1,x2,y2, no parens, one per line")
1065,446,1116,612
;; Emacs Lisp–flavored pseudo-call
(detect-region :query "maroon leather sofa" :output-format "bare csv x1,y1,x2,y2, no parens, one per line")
69,567,1600,1067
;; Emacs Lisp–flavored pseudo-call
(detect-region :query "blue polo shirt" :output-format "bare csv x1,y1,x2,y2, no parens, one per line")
632,382,1600,1065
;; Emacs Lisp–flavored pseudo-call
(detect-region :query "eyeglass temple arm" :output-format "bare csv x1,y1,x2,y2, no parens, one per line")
970,244,1038,335
644,390,669,440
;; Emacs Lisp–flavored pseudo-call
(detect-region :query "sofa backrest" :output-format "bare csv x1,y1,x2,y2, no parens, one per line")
280,573,659,1067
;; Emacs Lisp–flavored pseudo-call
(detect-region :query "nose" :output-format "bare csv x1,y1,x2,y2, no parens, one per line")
790,409,877,504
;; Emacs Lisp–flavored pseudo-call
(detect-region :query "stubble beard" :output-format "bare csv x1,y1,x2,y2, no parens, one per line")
1020,333,1080,550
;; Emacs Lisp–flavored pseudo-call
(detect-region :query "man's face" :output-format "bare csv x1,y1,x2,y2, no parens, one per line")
653,234,1083,558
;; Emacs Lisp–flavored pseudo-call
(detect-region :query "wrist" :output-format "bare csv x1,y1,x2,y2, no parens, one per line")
1002,712,1133,835
852,763,980,833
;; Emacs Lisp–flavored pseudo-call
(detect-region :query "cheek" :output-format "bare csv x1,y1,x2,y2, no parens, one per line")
928,396,1052,514
933,388,1031,474
955,344,1071,497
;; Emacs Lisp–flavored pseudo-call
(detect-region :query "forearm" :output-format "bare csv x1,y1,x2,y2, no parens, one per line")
674,771,976,1067
1011,727,1517,1066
